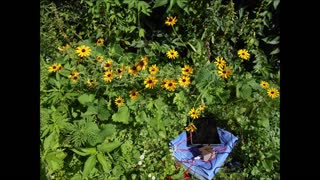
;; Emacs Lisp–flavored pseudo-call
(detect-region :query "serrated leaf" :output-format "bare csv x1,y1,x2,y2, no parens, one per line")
82,155,97,178
153,0,168,8
112,106,130,124
44,132,59,151
98,98,110,120
241,85,252,99
45,151,67,173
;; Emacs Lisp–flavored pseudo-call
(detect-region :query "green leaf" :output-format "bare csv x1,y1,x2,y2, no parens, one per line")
45,151,67,173
71,149,91,156
97,153,111,172
70,173,82,180
241,85,252,99
258,118,270,128
82,155,97,178
97,98,110,121
44,132,59,151
98,141,122,153
78,94,95,105
166,0,176,13
176,0,187,8
139,28,145,38
262,160,273,171
153,0,168,8
79,147,97,155
112,106,130,124
270,48,280,55
273,0,280,9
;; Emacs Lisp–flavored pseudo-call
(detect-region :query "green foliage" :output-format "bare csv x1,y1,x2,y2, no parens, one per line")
41,0,279,179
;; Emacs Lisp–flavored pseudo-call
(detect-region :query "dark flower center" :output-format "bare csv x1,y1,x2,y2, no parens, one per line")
185,69,189,72
82,49,86,52
271,91,274,94
73,76,78,80
171,52,174,55
118,69,122,73
98,40,101,43
90,80,94,82
58,66,62,70
168,83,173,86
148,80,153,84
106,64,111,67
132,66,137,70
117,100,122,103
242,53,245,55
182,79,186,82
52,66,56,69
223,71,226,74
107,74,111,77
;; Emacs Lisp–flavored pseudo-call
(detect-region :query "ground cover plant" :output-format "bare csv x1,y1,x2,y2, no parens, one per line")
40,0,280,179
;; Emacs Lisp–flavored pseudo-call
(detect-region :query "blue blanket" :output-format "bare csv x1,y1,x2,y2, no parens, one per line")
169,128,238,180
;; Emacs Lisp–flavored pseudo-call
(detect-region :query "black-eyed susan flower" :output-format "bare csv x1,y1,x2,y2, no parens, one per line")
129,65,138,76
165,16,177,26
164,79,178,91
48,64,59,73
75,45,91,57
149,64,159,75
181,65,193,76
115,96,125,106
166,49,179,59
96,38,104,46
161,79,168,89
189,107,200,119
68,71,79,79
198,104,206,111
56,64,62,72
267,87,279,99
129,89,139,100
214,56,226,68
185,123,197,132
237,49,250,60
144,76,158,89
218,66,232,79
68,72,80,83
260,81,269,89
178,75,191,88
97,55,104,62
103,70,113,82
71,75,80,83
103,59,113,71
116,64,125,78
86,79,95,87
136,56,148,71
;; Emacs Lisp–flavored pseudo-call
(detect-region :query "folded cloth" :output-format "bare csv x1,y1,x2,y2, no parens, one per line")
169,128,238,180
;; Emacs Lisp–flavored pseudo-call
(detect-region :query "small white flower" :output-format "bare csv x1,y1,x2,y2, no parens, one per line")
148,174,152,177
140,154,145,160
152,176,156,180
138,161,142,165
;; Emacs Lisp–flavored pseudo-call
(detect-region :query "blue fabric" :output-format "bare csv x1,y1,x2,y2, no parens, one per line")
169,128,238,180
